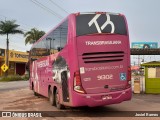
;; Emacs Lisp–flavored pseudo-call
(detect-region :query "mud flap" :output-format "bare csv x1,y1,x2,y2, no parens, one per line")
61,71,69,102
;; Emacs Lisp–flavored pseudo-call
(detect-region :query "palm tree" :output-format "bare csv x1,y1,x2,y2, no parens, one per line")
0,20,24,76
24,28,45,45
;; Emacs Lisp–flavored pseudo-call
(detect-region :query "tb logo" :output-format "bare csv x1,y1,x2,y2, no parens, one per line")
88,14,115,33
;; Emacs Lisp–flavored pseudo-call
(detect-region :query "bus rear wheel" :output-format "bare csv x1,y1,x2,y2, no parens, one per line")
32,83,38,96
55,89,65,109
49,88,56,106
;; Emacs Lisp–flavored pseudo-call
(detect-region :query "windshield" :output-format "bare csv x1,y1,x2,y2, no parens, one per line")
76,14,127,36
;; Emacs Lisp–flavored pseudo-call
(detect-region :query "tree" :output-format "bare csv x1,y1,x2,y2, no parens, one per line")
0,20,24,76
24,28,45,45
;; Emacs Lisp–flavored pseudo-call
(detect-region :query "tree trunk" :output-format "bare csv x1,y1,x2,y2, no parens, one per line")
5,33,9,76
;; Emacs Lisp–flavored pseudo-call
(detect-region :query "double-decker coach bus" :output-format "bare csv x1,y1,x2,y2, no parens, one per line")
29,12,131,109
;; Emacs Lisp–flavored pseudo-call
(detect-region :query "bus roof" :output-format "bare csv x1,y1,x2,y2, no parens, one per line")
30,12,125,50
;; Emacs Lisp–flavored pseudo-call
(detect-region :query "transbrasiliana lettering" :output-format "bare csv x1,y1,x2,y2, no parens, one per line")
85,41,121,46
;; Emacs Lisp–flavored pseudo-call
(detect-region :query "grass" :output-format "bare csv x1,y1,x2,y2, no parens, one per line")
0,74,29,82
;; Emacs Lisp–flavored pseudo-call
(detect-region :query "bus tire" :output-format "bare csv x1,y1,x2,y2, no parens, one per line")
55,89,65,109
33,88,39,96
32,83,38,96
49,88,56,106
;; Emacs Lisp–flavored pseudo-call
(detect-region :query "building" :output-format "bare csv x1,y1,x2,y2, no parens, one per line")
0,48,29,76
141,61,160,94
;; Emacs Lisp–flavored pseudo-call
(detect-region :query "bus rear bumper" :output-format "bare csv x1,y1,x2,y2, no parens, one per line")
72,87,132,107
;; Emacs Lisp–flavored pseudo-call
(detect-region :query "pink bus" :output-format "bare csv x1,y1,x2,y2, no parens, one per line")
29,12,132,109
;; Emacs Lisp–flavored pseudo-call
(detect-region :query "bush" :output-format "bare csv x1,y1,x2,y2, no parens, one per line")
21,74,29,80
0,74,29,82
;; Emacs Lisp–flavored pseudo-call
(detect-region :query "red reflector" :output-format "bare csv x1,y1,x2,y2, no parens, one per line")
75,12,80,16
119,13,124,16
96,12,106,14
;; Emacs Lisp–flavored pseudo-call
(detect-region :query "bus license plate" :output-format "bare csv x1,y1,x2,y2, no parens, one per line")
102,95,112,100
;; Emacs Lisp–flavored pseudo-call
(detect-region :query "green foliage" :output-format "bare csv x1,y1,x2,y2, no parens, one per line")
21,74,29,80
24,28,45,45
0,20,24,35
0,20,24,77
0,74,29,82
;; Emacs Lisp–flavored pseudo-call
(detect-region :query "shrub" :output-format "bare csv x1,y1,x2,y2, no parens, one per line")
0,74,29,82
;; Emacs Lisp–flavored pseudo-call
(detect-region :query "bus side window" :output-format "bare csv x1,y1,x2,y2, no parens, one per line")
47,20,68,53
59,20,68,50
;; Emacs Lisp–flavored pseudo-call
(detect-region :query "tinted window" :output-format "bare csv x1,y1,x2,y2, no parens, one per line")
44,20,68,51
76,14,127,36
30,20,68,60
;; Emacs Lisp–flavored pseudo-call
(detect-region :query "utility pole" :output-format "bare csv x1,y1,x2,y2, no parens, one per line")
5,34,9,76
46,37,55,54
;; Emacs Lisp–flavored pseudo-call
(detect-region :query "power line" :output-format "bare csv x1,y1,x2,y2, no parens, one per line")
1,9,61,32
34,0,64,19
30,0,63,19
0,14,34,31
48,0,69,14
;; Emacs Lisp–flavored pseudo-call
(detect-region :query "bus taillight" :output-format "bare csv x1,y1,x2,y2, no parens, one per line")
126,66,131,88
74,71,86,94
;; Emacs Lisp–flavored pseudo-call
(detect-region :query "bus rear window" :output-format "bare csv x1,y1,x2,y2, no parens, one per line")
76,14,127,36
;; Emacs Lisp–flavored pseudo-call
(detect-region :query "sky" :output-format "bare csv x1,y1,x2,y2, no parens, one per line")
0,0,160,64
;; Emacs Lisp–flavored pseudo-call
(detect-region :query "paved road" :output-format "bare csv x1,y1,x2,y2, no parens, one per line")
0,81,29,92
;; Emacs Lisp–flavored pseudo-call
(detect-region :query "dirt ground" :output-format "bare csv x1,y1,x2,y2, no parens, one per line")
0,88,160,120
